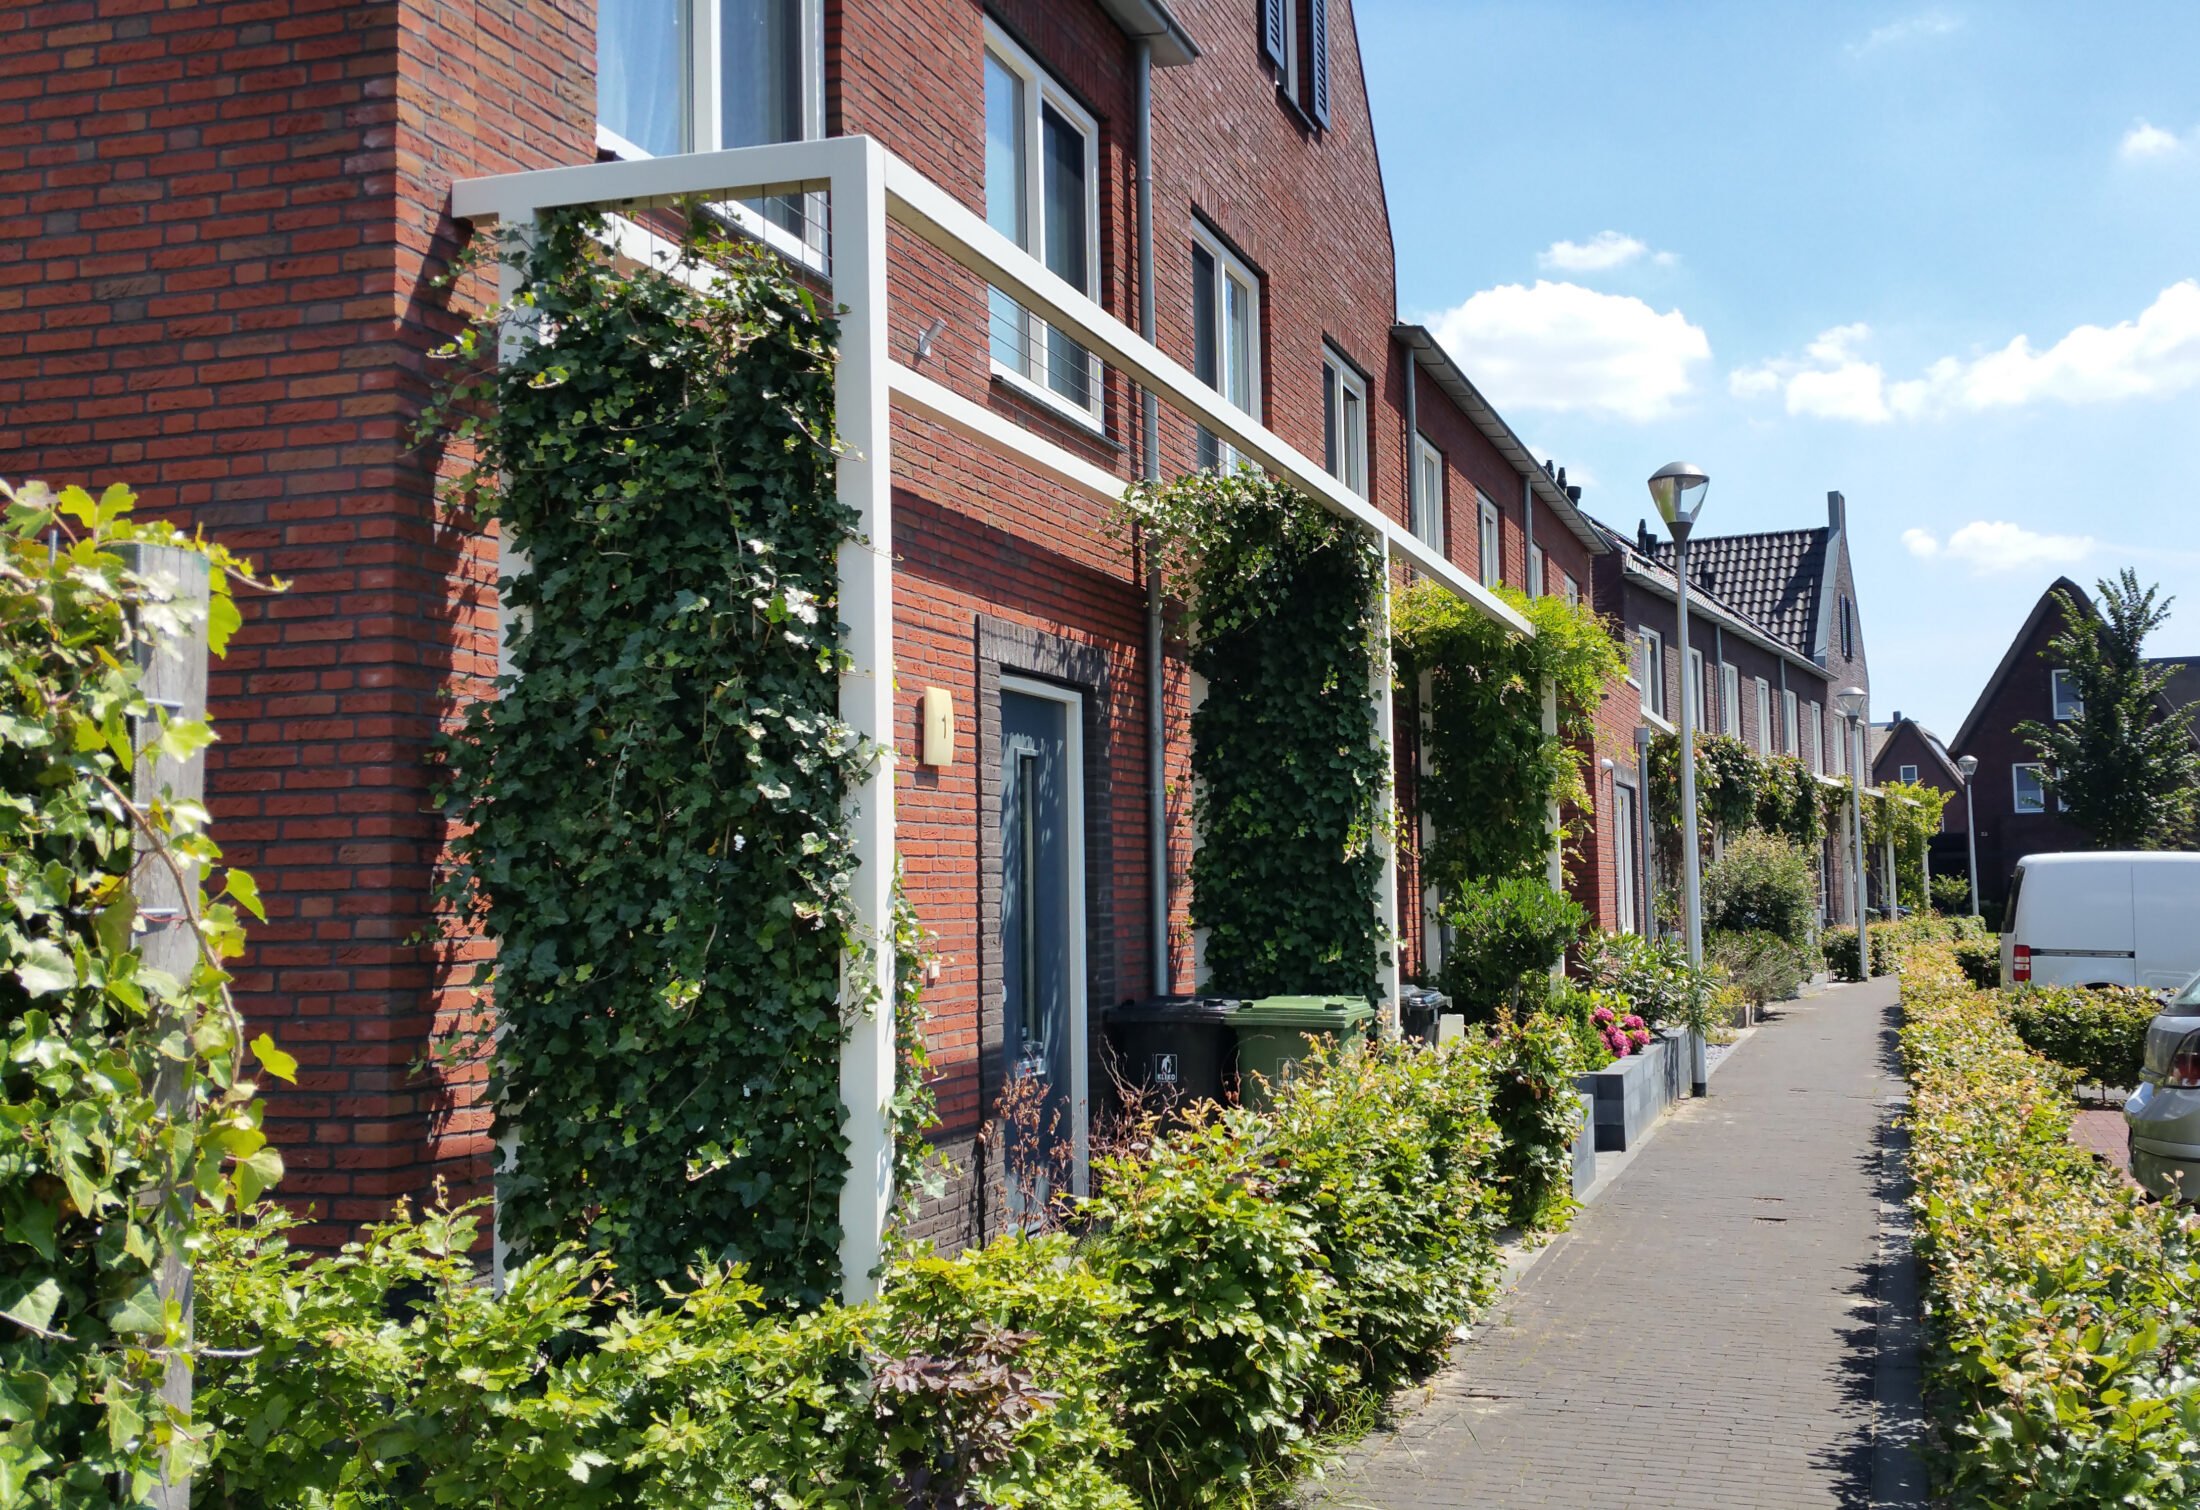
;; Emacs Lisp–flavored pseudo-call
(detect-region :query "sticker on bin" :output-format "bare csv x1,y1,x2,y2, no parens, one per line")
1154,1052,1178,1085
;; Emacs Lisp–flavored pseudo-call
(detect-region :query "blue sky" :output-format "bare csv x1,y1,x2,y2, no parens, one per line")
1362,1,2200,737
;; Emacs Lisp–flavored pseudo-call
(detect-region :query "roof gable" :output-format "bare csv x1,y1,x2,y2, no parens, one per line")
1949,577,2093,753
1644,527,1830,661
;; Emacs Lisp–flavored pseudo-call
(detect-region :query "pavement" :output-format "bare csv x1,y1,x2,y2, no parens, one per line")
1306,976,1920,1510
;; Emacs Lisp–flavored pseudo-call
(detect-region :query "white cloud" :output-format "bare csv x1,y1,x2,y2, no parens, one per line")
1729,282,2200,422
1430,281,1710,421
1540,231,1646,272
1901,521,2098,574
2120,121,2184,160
1850,10,1963,54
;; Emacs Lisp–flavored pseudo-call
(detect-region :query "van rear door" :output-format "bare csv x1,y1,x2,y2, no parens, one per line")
2029,859,2135,988
2134,858,2200,992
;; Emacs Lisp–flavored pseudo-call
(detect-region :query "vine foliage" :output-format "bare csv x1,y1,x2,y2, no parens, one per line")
428,210,873,1305
1121,469,1385,998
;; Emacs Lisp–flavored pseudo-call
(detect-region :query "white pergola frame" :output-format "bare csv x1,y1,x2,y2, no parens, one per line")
453,134,1532,1301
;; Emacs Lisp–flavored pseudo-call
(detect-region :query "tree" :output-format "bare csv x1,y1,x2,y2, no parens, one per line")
2017,571,2200,849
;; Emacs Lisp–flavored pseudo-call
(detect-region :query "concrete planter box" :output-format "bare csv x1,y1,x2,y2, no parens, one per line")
1574,1030,1687,1152
1570,1092,1596,1195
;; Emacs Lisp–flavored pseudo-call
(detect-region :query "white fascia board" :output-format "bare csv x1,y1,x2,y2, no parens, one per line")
888,362,1125,506
879,156,1530,636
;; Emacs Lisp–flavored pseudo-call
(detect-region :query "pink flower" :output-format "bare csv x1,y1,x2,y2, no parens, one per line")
1603,1028,1629,1057
1622,1014,1645,1031
1628,1029,1650,1049
1592,1006,1616,1027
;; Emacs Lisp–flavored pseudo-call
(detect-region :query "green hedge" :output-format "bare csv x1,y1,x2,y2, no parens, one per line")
1901,936,2200,1507
2005,984,2156,1093
194,1025,1583,1508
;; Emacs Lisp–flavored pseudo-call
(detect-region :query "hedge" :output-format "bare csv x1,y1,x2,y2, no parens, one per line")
2005,984,2156,1095
1900,933,2200,1507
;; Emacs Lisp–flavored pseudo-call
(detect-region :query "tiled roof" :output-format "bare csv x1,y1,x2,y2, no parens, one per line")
1643,528,1829,661
1585,517,1824,675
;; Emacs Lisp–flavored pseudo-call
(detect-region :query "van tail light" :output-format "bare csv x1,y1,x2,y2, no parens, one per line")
2012,945,2031,983
2170,1030,2200,1090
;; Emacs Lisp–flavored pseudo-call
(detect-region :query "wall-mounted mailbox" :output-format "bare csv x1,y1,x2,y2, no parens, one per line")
921,686,955,767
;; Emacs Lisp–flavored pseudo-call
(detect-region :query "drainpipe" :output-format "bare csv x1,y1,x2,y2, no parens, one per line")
1521,473,1535,596
1137,39,1167,997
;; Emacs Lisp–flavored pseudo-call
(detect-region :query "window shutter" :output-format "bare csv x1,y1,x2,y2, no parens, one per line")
1310,0,1331,126
1261,0,1285,67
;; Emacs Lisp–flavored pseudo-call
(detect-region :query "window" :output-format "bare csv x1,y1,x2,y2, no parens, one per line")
2013,763,2046,814
1257,0,1331,128
596,1,825,243
2052,669,2083,721
1840,596,1855,660
1614,785,1638,935
1192,228,1260,469
1412,436,1443,549
1806,704,1823,773
1687,648,1706,731
1322,349,1367,495
1754,678,1772,753
1562,572,1581,610
1782,689,1799,755
1478,493,1502,589
1828,707,1843,776
1898,763,1919,784
1637,629,1665,718
1720,663,1740,737
1528,542,1545,599
986,30,1099,420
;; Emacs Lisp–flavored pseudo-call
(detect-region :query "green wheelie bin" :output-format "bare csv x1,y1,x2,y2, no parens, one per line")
1226,995,1374,1109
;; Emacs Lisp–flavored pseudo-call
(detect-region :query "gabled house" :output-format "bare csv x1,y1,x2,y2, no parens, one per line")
1869,714,1962,796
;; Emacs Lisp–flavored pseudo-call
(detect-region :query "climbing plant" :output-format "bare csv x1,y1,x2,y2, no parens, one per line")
427,209,876,1305
1868,779,1949,911
1390,579,1628,893
0,480,279,1500
1120,468,1386,998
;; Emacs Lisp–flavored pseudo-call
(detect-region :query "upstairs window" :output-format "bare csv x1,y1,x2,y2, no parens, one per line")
1478,493,1502,590
1839,595,1856,660
985,29,1100,422
1687,648,1706,732
1412,436,1444,550
1754,678,1772,754
1720,663,1740,737
2013,763,2046,814
1192,228,1260,469
1806,703,1824,773
1898,763,1919,784
1637,629,1665,718
1322,348,1367,495
2051,668,2083,721
1782,689,1799,756
1258,0,1331,127
1528,541,1545,599
1562,572,1581,610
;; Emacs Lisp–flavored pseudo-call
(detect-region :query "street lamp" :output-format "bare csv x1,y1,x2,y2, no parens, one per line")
1649,462,1711,1094
1836,686,1870,976
1957,753,1980,918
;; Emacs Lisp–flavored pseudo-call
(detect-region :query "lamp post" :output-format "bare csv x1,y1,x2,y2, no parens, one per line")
1958,753,1980,918
1837,687,1870,977
1649,462,1711,1094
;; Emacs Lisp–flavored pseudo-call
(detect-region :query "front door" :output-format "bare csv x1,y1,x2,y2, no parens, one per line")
999,683,1084,1215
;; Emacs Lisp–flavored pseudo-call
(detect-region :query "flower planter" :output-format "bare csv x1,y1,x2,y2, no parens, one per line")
1574,1029,1687,1152
1570,1092,1597,1195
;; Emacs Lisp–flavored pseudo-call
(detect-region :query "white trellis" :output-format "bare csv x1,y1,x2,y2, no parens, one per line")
453,134,1531,1300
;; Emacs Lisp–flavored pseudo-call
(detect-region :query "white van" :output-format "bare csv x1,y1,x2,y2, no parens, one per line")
2000,852,2200,992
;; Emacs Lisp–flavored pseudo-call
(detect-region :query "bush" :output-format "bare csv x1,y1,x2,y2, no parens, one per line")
1484,1010,1588,1229
1821,925,1863,981
1578,931,1698,1029
1903,959,2200,1506
1435,876,1590,1020
1702,832,1817,946
1536,977,1624,1068
2005,985,2156,1093
1706,928,1814,1006
1930,872,1973,915
1953,938,2000,990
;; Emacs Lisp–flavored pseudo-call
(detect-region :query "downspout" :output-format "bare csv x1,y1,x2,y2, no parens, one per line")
1522,473,1535,596
1138,39,1167,997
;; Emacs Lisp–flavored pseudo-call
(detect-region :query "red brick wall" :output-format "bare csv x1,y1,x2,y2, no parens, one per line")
0,0,593,1241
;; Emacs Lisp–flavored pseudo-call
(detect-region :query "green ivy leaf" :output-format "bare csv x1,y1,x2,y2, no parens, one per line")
250,1032,297,1084
0,1279,62,1337
223,869,266,922
14,941,74,998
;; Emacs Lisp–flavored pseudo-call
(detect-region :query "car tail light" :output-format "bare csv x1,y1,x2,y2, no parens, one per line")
2012,944,2031,983
2170,1030,2200,1090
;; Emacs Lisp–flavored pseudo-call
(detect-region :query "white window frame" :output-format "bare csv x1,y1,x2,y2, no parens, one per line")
1719,662,1740,737
1782,688,1799,755
1412,435,1444,550
1528,541,1546,600
1322,347,1368,496
984,23,1103,430
1478,492,1502,590
2051,668,2083,722
1562,572,1580,610
2013,762,2047,815
1638,628,1665,718
1898,763,1918,784
1687,647,1706,732
595,0,828,269
1755,677,1772,754
1191,224,1262,468
1806,703,1823,773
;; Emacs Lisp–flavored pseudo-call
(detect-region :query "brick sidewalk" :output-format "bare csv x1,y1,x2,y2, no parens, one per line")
1309,977,1913,1510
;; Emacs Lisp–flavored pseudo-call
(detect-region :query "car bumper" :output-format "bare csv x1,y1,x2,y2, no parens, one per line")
2124,1082,2200,1202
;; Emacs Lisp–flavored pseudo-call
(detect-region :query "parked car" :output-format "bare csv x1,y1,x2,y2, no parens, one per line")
2124,971,2200,1204
1999,852,2200,992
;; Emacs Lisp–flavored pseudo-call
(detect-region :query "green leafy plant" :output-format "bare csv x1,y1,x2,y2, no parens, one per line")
1120,468,1386,999
1822,925,1863,982
1867,779,1951,912
1434,876,1589,1021
0,479,276,1501
1952,938,1999,990
2004,984,2155,1097
1702,831,1817,946
426,209,873,1304
1482,1010,1586,1229
1391,579,1629,892
1706,928,1814,1008
1578,931,1700,1030
1930,872,1973,916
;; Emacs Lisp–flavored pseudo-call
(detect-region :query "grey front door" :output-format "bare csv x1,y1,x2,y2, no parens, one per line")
1000,688,1075,1213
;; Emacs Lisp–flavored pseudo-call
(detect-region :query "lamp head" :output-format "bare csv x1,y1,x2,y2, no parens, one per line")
1835,685,1868,720
1647,462,1711,535
1957,754,1978,779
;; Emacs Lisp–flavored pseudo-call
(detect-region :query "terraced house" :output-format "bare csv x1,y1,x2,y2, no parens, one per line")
2,0,1879,1275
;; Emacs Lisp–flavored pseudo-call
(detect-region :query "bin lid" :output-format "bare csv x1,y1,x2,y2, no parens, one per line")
1227,994,1374,1029
1105,994,1243,1025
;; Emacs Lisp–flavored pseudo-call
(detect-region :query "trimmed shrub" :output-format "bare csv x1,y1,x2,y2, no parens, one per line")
1929,872,1972,915
1702,832,1816,945
1707,928,1815,1006
2004,984,2156,1093
1578,931,1699,1029
1435,876,1590,1021
1953,938,2000,990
